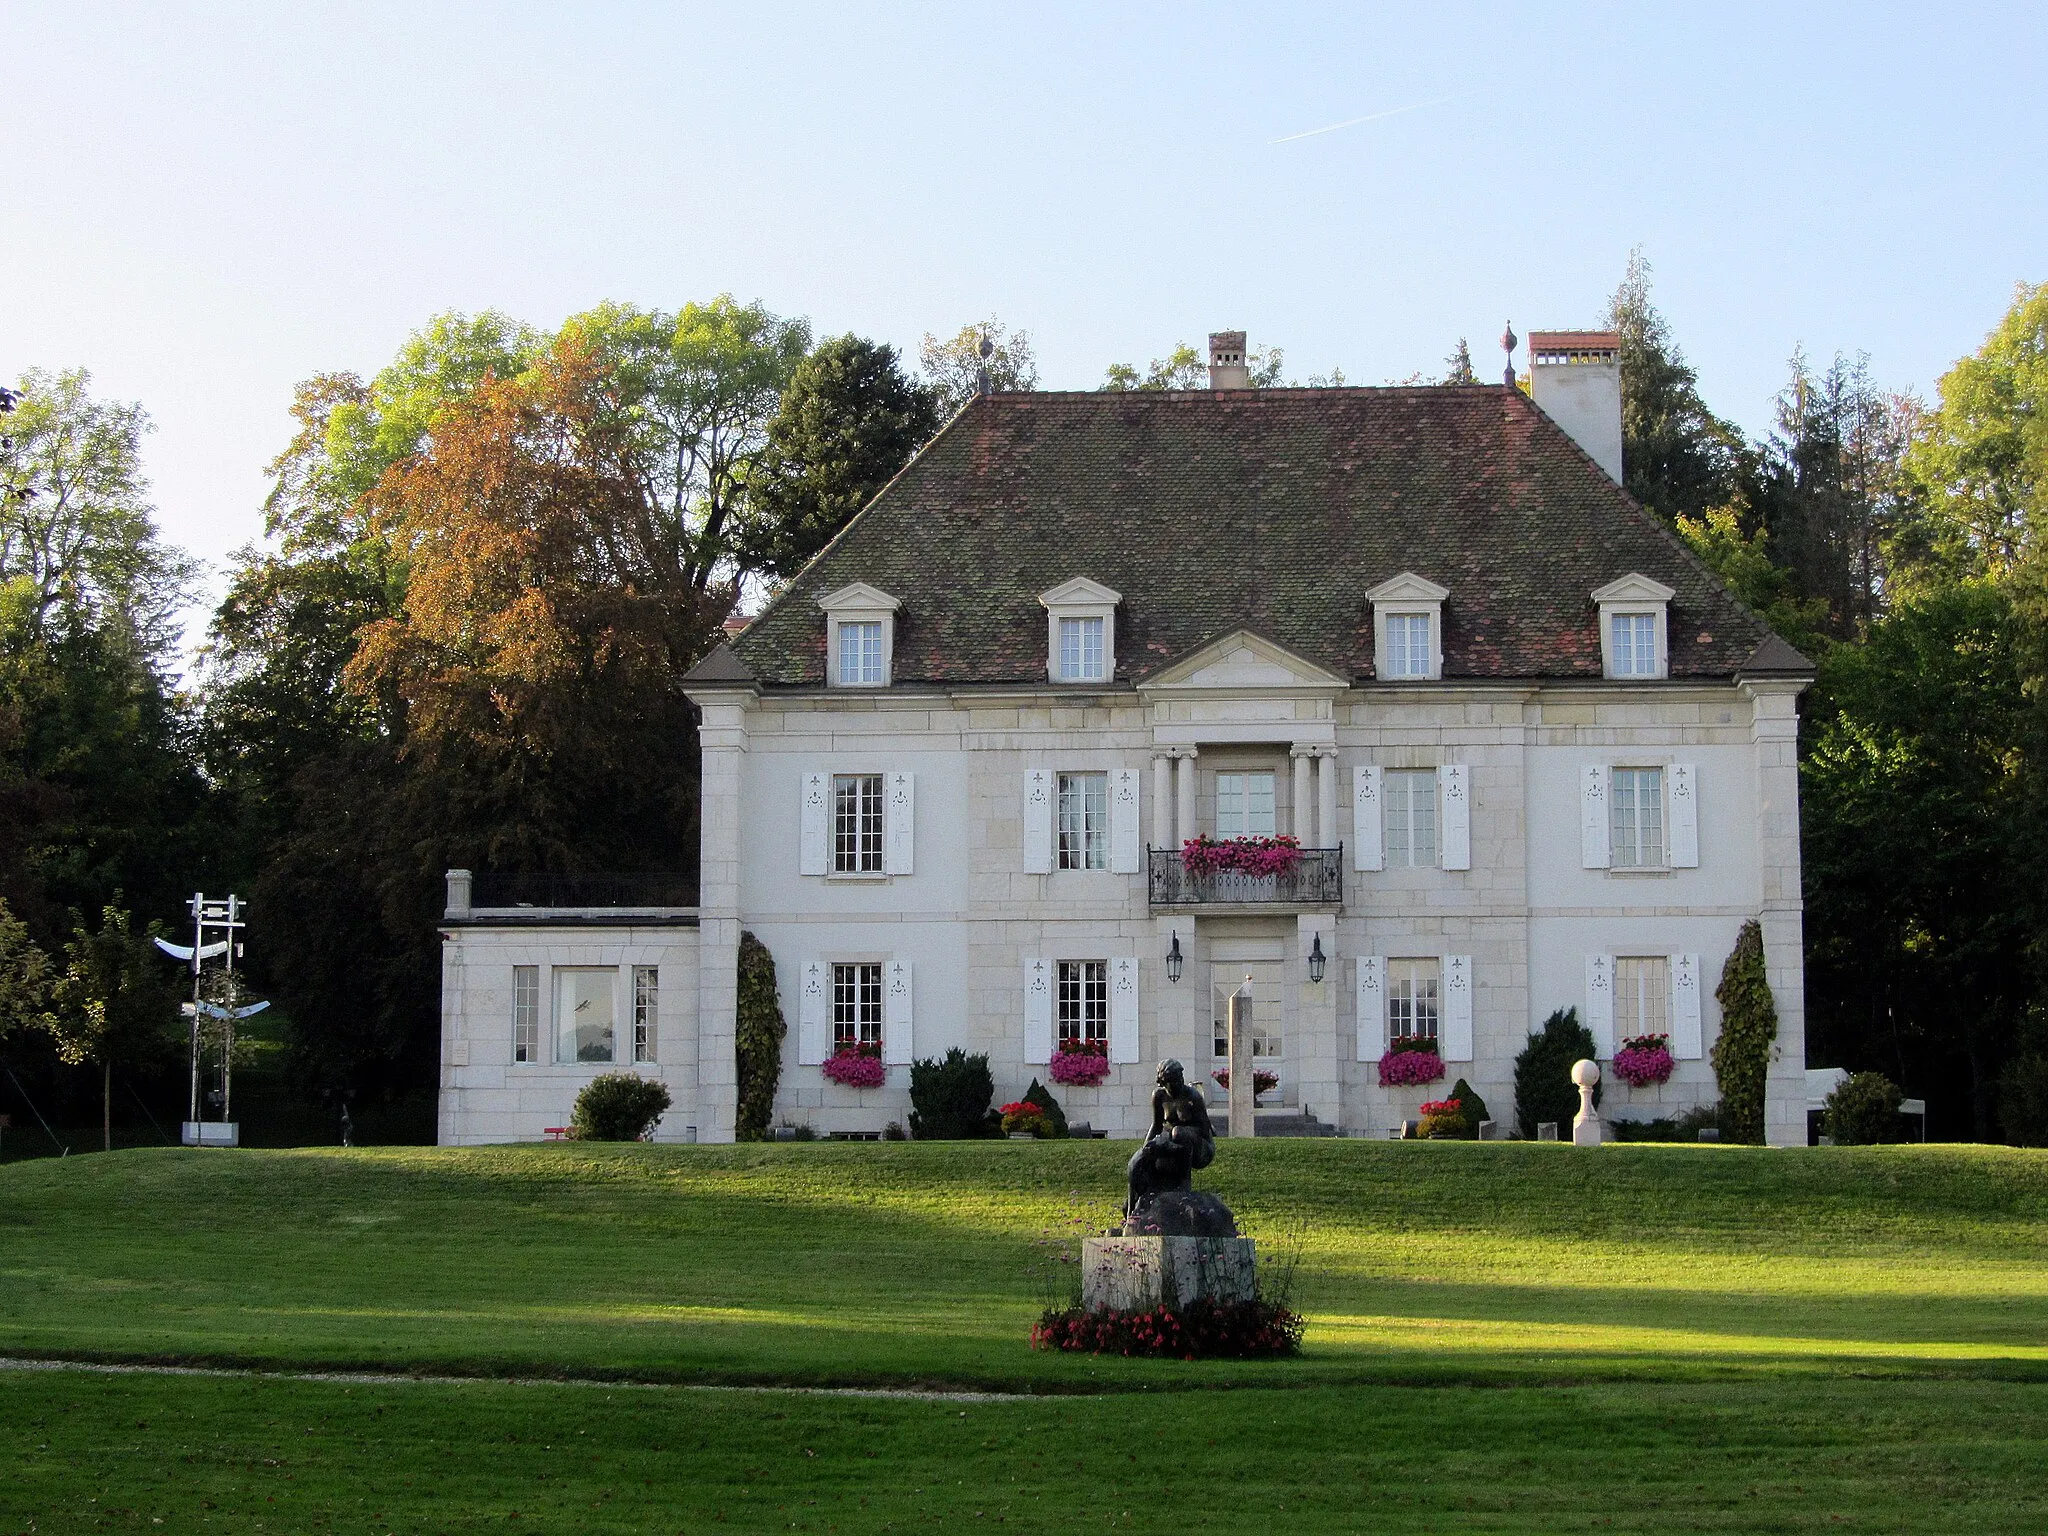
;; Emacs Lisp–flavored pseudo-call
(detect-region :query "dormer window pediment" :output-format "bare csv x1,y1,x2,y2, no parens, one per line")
1593,573,1674,680
819,582,901,688
1039,577,1121,684
1366,572,1448,681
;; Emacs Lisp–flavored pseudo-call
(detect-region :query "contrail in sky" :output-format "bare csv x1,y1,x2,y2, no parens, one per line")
1269,90,1479,144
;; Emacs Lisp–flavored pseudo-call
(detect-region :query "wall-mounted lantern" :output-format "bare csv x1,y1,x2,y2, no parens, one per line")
1166,930,1184,985
1307,931,1327,985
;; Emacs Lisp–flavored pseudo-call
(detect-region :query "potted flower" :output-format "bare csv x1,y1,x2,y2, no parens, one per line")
999,1100,1048,1138
1180,834,1305,880
1050,1036,1110,1088
1210,1066,1280,1106
1613,1032,1676,1088
1417,1096,1469,1139
1377,1034,1446,1088
821,1040,886,1089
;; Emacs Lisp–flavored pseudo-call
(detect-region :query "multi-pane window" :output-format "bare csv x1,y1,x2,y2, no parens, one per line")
1616,956,1670,1039
513,965,539,1063
832,961,884,1051
1057,616,1105,681
1215,771,1276,837
1057,960,1108,1048
633,965,658,1063
1057,772,1108,870
1385,613,1432,678
1387,958,1441,1044
833,773,885,873
1611,768,1666,868
1611,613,1657,677
1211,965,1283,1060
838,621,884,685
1385,769,1438,868
554,967,616,1064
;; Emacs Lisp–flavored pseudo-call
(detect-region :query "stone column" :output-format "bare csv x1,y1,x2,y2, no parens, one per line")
1175,752,1197,845
1291,747,1314,842
1226,975,1254,1138
1151,753,1173,852
691,690,755,1144
1745,679,1812,1148
1315,751,1339,850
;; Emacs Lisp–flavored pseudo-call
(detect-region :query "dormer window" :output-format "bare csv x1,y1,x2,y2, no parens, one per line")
1039,577,1120,685
1593,574,1675,681
1366,572,1449,682
818,582,901,688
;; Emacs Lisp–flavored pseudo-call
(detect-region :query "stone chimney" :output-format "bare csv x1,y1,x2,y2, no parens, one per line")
1528,331,1623,484
1208,331,1250,390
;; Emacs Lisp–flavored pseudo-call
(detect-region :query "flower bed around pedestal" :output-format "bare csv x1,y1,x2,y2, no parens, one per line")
1613,1033,1677,1088
1049,1037,1110,1087
1377,1035,1446,1088
1032,1297,1304,1359
821,1042,885,1089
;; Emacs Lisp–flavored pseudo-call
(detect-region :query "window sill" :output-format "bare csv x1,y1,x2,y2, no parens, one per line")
824,870,891,882
1605,866,1675,877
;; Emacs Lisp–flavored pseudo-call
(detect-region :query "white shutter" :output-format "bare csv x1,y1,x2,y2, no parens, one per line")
1022,957,1053,1064
1355,956,1386,1061
1668,763,1699,868
1109,768,1142,875
798,959,829,1064
1022,770,1054,874
1581,765,1611,869
1585,954,1615,1055
884,771,915,875
1670,952,1703,1059
1438,764,1470,871
1441,954,1473,1061
799,772,830,876
1353,765,1383,871
1109,957,1139,1063
884,959,913,1065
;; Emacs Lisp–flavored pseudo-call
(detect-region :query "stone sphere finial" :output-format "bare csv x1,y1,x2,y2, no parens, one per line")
1571,1058,1601,1089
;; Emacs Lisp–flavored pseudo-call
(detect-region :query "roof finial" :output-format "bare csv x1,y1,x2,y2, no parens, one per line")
976,329,995,396
1500,322,1518,388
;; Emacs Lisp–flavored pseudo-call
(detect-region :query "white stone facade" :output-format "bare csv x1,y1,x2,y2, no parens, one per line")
437,630,1810,1146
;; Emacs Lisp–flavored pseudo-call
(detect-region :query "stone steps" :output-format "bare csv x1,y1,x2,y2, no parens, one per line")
1211,1109,1339,1138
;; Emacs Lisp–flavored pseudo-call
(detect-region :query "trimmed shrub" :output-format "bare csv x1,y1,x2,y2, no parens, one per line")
1823,1071,1904,1145
1447,1077,1490,1139
908,1048,995,1139
2000,1054,2048,1147
734,931,786,1141
1513,1008,1598,1139
1022,1077,1068,1137
1032,1297,1303,1359
570,1073,671,1142
1712,920,1778,1144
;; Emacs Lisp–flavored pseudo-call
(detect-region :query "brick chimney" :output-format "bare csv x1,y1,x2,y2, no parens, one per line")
1208,331,1250,390
1528,331,1623,484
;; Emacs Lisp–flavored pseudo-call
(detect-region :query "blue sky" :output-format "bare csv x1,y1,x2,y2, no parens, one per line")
5,2,2041,647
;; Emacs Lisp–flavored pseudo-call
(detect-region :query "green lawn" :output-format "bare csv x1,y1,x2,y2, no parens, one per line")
5,1139,2048,1531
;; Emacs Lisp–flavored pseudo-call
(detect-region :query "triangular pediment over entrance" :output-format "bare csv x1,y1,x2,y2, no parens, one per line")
1138,629,1349,693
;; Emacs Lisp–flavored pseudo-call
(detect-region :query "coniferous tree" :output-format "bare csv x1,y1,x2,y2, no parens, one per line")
1604,250,1743,525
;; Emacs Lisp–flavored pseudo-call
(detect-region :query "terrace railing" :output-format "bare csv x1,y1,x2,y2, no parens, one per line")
467,871,699,910
1146,847,1344,908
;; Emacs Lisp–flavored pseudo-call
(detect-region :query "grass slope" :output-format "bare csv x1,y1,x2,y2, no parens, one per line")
3,1139,2046,1388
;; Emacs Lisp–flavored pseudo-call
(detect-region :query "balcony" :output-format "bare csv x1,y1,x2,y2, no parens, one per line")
1146,847,1344,910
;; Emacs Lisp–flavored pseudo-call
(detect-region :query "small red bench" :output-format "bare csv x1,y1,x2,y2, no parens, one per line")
543,1126,569,1141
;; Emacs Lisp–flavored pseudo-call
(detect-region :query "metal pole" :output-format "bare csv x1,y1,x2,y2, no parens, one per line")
188,892,204,1126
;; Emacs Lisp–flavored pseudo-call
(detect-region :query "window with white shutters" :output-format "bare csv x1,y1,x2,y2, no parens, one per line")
833,773,884,873
1057,960,1108,1047
1615,956,1670,1041
1387,958,1440,1045
1611,768,1666,869
1057,773,1108,869
1385,770,1437,867
832,962,883,1050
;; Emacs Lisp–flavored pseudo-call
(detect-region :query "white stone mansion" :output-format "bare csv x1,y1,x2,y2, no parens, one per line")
436,331,1813,1147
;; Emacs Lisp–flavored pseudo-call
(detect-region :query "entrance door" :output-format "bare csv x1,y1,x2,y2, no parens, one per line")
1211,961,1287,1105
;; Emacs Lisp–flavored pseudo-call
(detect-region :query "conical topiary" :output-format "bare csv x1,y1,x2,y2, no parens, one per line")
1712,920,1778,1144
1447,1078,1490,1139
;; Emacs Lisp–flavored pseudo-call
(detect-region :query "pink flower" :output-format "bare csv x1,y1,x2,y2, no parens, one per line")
821,1046,886,1089
1377,1048,1446,1088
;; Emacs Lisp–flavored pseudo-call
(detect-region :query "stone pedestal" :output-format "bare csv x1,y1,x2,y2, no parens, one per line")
1571,1058,1604,1147
1082,1236,1257,1312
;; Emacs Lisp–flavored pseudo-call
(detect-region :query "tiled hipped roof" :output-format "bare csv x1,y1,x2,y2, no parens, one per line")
731,386,1800,687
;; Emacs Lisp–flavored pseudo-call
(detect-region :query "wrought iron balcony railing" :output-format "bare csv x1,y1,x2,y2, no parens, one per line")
1146,847,1345,908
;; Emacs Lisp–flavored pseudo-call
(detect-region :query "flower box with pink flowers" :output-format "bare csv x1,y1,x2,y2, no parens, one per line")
1377,1035,1446,1088
1049,1037,1110,1087
820,1041,885,1089
1612,1033,1676,1088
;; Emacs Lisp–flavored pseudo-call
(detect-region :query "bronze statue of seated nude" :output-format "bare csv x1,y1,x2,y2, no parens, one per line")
1125,1058,1216,1218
